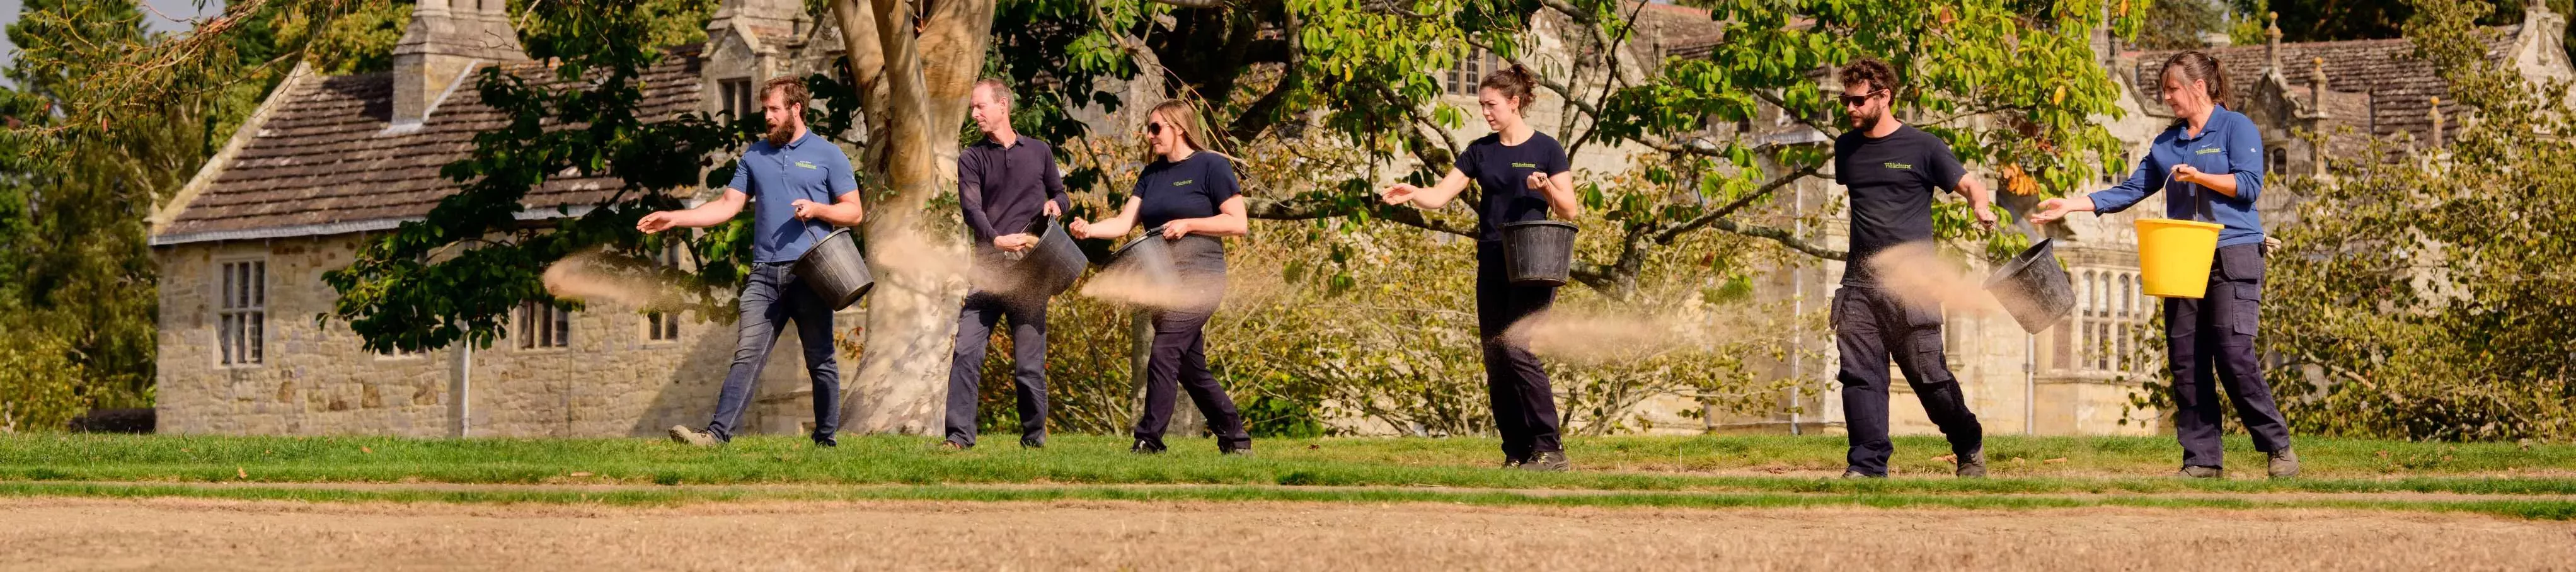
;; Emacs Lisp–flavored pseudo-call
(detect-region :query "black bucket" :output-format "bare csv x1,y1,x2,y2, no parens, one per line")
1501,220,1578,287
1106,227,1183,293
795,227,874,311
1982,238,2074,334
1006,215,1088,298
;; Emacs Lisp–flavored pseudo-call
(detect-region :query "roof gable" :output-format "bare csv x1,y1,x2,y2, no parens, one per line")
154,45,710,244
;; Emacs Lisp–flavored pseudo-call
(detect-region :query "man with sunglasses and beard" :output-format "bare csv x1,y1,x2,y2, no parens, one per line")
639,76,864,447
1829,58,1996,479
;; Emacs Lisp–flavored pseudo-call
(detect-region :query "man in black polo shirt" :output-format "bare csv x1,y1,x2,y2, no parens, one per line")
940,77,1070,450
1831,58,1997,478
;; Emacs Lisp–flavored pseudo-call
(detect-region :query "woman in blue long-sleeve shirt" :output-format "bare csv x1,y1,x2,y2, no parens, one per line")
2032,50,2298,479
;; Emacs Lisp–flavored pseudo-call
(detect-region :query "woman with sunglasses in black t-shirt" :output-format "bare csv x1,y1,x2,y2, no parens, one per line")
1072,100,1254,455
1377,65,1584,471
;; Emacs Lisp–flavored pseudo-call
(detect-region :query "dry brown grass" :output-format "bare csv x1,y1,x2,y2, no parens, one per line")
4,496,2570,571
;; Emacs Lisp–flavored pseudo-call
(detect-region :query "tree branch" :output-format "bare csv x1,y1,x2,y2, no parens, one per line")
1713,217,1844,260
1650,166,1819,244
1225,11,1303,142
1145,0,1234,7
1245,193,1478,238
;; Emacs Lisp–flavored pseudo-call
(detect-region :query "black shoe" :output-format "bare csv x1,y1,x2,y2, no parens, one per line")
1130,438,1166,454
1020,433,1046,449
932,440,969,452
1221,445,1253,457
1841,470,1885,479
2177,465,2223,479
813,437,838,448
1516,451,1570,472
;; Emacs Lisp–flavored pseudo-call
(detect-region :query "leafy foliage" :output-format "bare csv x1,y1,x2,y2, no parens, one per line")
319,1,755,352
2241,0,2576,441
0,0,326,422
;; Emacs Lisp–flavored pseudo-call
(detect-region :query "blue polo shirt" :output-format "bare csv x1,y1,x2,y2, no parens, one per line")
2088,106,2267,247
727,132,860,263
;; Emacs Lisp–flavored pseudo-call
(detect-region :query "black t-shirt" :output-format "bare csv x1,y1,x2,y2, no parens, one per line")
1458,132,1572,243
1833,125,1965,286
1132,151,1240,276
1136,152,1239,229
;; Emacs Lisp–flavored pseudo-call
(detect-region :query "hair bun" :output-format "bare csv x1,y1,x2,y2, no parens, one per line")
1478,64,1540,110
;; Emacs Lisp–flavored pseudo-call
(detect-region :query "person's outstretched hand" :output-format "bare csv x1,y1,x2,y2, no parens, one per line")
1380,183,1420,205
637,212,677,234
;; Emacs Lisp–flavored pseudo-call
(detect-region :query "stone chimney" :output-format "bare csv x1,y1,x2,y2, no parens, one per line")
391,0,528,127
706,0,809,42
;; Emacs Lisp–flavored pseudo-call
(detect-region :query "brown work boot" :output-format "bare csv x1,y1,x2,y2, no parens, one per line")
2176,465,2223,479
667,425,722,447
1955,449,1989,478
2267,449,2301,479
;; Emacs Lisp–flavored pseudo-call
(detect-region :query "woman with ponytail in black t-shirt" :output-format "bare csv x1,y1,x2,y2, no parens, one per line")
1378,65,1583,471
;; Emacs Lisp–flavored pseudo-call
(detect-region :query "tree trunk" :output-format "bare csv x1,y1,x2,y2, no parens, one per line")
831,0,997,435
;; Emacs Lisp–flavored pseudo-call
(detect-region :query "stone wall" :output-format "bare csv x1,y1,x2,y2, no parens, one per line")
154,233,851,437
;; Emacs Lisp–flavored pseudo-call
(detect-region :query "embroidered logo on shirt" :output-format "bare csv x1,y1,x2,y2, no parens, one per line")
795,161,819,169
1883,162,1913,170
1511,162,1539,168
2195,147,2222,155
1173,179,1195,186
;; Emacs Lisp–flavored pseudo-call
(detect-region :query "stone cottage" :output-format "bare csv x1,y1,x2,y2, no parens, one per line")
147,0,858,437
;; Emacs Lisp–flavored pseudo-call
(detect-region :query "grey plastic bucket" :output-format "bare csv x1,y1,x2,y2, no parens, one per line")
1501,220,1578,287
795,227,874,311
1982,238,2074,334
1007,215,1088,299
1106,227,1183,293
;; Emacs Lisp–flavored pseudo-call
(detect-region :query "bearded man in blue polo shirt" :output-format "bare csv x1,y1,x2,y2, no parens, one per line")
639,77,864,447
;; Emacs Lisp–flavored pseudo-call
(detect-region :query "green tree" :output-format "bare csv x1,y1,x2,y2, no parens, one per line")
2136,0,2231,50
0,0,321,425
2250,0,2576,441
319,1,747,354
986,0,2142,297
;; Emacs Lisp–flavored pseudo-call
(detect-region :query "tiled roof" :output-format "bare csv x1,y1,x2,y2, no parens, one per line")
156,44,709,243
2132,28,2514,145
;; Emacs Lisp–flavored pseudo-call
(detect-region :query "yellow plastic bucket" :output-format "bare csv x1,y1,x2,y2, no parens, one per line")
2135,218,2225,299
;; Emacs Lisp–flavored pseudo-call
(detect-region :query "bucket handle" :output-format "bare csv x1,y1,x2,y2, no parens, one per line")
999,214,1056,263
1114,226,1171,256
796,159,849,249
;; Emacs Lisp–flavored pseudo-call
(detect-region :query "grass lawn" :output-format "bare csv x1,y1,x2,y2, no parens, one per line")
11,481,2576,520
4,433,2570,496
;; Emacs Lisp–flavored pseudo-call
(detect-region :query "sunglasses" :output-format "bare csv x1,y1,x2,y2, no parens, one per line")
1146,122,1166,136
1838,89,1887,107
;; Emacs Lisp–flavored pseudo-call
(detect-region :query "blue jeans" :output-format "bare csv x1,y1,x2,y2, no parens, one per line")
704,263,841,442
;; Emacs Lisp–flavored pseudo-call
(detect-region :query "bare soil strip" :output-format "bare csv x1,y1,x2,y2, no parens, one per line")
34,479,2576,505
4,496,2572,571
